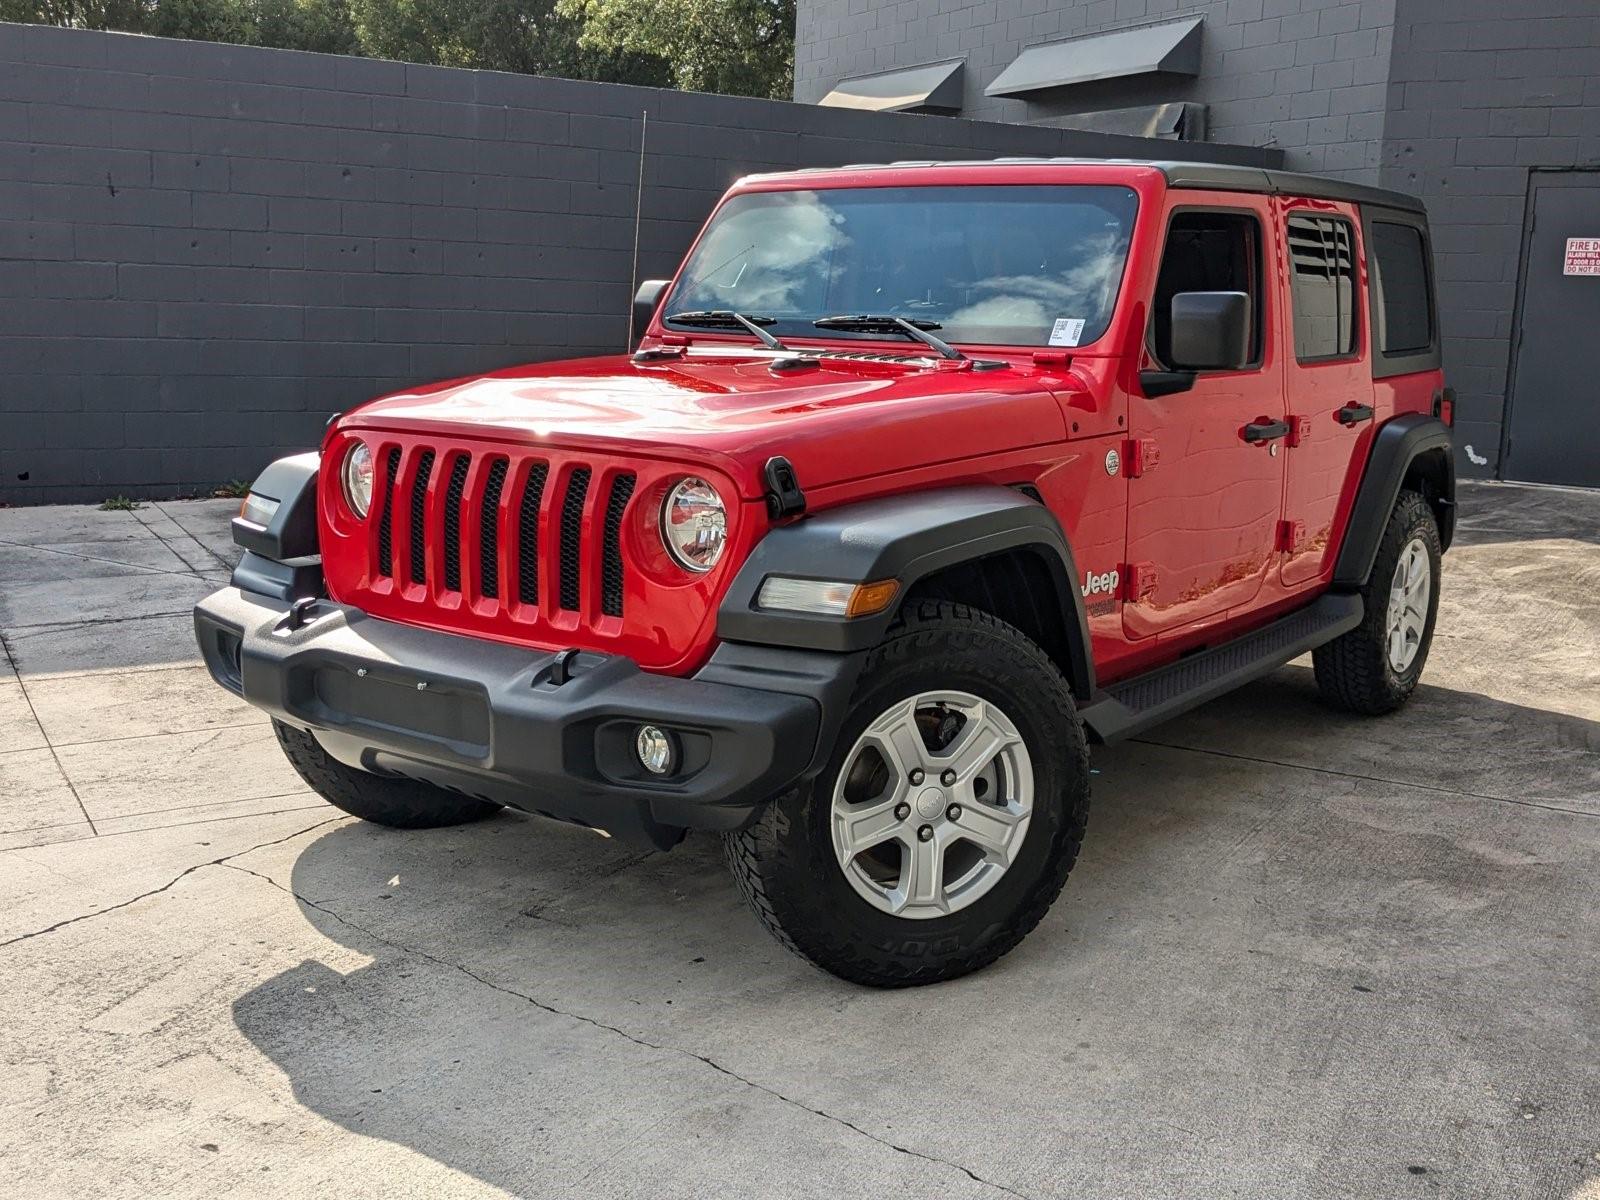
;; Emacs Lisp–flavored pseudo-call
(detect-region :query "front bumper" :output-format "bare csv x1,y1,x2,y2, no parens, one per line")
194,587,857,848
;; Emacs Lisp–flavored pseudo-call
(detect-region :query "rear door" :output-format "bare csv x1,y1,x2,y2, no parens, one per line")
1276,200,1373,588
1123,193,1286,639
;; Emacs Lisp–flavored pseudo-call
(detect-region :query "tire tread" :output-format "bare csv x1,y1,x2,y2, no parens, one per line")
1313,490,1440,715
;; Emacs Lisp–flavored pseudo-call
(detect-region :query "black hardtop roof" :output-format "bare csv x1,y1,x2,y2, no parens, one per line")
753,158,1425,215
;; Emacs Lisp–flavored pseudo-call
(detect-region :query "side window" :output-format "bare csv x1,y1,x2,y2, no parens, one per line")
1286,215,1358,361
1370,221,1433,354
1150,210,1263,369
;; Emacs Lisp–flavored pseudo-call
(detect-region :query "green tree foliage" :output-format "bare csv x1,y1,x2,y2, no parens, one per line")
557,0,794,98
0,1,361,55
1,0,794,97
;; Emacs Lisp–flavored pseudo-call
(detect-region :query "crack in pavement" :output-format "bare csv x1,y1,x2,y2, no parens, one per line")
1132,737,1600,821
221,860,1034,1200
0,818,344,950
131,507,215,577
0,536,210,582
3,609,201,633
0,627,98,836
149,502,240,575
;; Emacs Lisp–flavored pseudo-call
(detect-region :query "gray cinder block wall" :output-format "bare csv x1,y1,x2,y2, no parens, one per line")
795,0,1399,180
0,22,1281,505
1379,0,1600,475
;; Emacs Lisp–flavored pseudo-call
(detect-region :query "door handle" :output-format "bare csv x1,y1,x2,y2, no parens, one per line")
1242,419,1291,443
1337,403,1375,426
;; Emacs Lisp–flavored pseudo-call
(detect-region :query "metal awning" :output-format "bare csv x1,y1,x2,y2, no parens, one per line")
986,17,1204,98
1041,102,1206,141
818,59,965,113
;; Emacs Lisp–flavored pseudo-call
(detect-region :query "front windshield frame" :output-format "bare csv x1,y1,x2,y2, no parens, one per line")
661,183,1141,352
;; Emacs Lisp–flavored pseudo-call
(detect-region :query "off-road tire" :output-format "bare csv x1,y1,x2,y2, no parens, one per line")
1313,489,1442,715
274,720,502,829
723,600,1091,988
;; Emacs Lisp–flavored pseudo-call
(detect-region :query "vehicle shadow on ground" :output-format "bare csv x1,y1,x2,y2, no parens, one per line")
1450,483,1600,549
228,663,1600,1197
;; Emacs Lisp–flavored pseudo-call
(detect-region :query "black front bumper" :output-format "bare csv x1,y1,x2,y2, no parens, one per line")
194,587,861,848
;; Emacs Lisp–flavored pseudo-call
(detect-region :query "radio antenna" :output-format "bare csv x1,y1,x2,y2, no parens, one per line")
627,109,649,350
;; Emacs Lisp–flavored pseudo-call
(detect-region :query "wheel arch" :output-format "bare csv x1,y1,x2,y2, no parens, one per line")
717,486,1095,700
1333,413,1455,588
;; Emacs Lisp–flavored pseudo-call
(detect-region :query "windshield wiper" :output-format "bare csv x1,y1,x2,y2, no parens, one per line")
812,314,964,360
666,310,787,351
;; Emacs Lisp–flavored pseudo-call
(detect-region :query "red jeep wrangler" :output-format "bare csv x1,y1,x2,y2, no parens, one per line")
196,160,1454,987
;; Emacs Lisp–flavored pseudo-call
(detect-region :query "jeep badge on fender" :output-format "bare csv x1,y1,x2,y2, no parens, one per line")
196,160,1453,988
1081,569,1120,597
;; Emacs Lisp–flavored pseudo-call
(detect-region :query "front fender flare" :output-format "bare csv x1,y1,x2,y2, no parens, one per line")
718,486,1095,699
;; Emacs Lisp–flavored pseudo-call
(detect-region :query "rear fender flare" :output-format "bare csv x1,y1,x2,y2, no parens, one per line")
717,486,1095,700
1333,414,1454,587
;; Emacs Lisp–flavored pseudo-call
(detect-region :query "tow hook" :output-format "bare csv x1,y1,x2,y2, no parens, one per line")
277,596,319,633
546,648,581,686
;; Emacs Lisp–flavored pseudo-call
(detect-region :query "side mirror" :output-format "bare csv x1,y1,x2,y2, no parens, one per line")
632,280,670,345
1169,291,1251,371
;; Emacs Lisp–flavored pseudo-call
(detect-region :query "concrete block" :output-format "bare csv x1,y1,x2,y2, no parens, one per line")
193,192,268,231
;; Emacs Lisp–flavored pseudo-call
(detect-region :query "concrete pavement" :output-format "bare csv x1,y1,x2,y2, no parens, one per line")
1,483,1597,1199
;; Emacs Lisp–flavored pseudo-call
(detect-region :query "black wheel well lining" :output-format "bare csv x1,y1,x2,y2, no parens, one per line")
904,545,1091,700
1402,445,1455,552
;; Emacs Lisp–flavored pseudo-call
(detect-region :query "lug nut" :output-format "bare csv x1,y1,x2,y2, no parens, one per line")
917,825,934,842
940,769,956,786
894,802,911,821
947,804,962,821
909,769,925,785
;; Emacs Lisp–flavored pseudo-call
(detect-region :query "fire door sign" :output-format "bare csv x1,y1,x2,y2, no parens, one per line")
1564,237,1600,276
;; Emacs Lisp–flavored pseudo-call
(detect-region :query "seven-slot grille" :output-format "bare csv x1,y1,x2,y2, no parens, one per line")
371,444,637,623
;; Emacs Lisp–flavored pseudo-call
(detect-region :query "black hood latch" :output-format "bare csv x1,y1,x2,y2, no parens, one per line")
763,457,806,520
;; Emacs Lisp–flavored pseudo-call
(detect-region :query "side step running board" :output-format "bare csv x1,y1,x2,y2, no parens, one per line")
1079,593,1364,743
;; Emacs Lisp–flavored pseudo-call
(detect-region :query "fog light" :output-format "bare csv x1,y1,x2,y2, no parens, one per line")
636,725,676,775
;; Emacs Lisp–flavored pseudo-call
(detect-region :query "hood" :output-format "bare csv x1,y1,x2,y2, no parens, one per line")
336,351,1072,499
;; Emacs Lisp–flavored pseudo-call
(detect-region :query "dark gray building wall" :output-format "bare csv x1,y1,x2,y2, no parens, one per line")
0,22,1281,506
795,0,1397,180
1378,0,1600,477
796,0,1600,482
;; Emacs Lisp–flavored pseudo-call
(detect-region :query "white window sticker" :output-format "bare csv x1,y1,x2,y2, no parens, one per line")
1564,237,1600,276
1048,317,1087,347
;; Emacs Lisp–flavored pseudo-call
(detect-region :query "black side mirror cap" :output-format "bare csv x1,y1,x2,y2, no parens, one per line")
1139,369,1198,398
632,280,670,346
1169,291,1251,371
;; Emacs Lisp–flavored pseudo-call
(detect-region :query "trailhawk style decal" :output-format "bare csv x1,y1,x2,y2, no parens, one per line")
1081,568,1121,617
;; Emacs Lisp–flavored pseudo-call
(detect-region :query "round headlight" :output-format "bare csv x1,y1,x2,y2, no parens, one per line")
660,477,727,573
342,441,374,519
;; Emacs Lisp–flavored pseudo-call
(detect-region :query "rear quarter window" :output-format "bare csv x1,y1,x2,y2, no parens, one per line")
1371,221,1434,354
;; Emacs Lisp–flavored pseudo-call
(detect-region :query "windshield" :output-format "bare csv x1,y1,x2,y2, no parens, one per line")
664,184,1139,349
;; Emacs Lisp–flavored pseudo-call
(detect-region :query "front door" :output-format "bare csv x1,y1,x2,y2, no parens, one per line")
1123,196,1287,640
1504,171,1600,487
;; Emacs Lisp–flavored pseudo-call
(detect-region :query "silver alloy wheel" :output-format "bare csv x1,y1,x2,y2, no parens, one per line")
1386,535,1431,673
830,691,1034,920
